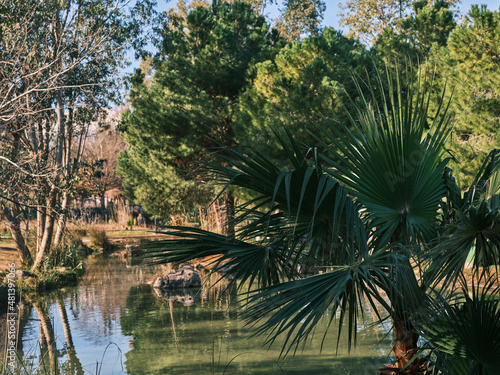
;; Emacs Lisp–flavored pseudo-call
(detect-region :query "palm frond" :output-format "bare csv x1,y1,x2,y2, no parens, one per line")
142,131,371,288
207,129,369,268
463,149,500,207
315,64,452,249
425,200,500,288
421,277,500,375
439,165,463,225
241,248,420,357
142,226,294,288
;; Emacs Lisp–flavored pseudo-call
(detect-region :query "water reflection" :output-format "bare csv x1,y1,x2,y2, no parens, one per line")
0,256,393,374
152,287,202,306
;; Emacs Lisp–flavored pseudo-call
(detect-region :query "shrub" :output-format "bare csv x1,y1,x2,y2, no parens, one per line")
88,229,112,253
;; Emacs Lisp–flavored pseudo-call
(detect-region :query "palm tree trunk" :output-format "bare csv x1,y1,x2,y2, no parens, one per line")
394,321,418,369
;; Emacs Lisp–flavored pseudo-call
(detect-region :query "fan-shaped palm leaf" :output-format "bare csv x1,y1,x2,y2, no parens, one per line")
464,149,500,206
315,65,452,249
442,149,500,214
426,149,500,288
210,128,368,265
421,278,500,375
242,247,426,356
142,130,368,288
425,200,500,288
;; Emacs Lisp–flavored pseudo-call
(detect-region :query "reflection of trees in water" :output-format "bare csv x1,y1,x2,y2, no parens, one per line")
0,301,31,359
120,274,241,374
67,256,157,345
3,258,392,374
11,257,155,372
2,258,243,375
33,300,58,374
120,270,392,374
56,294,84,375
18,294,84,375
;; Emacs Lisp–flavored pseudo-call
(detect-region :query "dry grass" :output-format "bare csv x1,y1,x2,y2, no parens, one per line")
0,220,163,272
0,205,223,273
0,239,20,271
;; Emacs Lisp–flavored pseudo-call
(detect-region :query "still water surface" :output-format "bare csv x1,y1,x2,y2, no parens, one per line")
8,256,394,374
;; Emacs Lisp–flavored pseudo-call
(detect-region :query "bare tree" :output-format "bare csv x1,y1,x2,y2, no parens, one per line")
75,108,127,219
0,0,155,268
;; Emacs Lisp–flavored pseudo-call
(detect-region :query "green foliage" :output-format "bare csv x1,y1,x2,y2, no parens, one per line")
140,64,500,371
21,268,83,292
425,149,500,288
374,0,456,61
118,1,281,218
88,229,112,253
275,0,326,40
426,5,500,187
41,243,86,272
143,132,369,288
339,0,415,44
403,0,456,54
237,27,369,160
15,242,86,292
421,278,500,375
316,65,452,247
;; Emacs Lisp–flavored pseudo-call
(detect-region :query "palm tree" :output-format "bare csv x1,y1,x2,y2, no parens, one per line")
142,64,500,373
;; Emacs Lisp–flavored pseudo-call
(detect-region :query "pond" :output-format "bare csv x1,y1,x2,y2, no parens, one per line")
2,256,394,374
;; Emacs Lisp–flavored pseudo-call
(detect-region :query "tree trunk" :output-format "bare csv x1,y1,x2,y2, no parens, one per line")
33,190,57,269
34,9,65,270
37,204,45,257
394,320,419,369
2,206,32,266
100,189,106,221
54,191,70,248
225,190,235,238
380,320,420,374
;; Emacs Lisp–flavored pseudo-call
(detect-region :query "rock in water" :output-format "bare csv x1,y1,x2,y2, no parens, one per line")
153,265,201,289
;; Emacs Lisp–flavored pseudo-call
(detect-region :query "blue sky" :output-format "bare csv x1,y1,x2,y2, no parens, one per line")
155,0,500,31
322,0,500,29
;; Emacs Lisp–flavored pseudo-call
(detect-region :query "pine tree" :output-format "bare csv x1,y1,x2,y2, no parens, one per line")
236,28,369,160
430,5,500,186
118,1,281,228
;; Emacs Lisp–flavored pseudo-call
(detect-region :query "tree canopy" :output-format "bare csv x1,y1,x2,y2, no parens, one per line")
236,27,369,159
339,0,458,45
374,0,456,61
121,2,500,374
118,1,281,219
141,64,500,372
